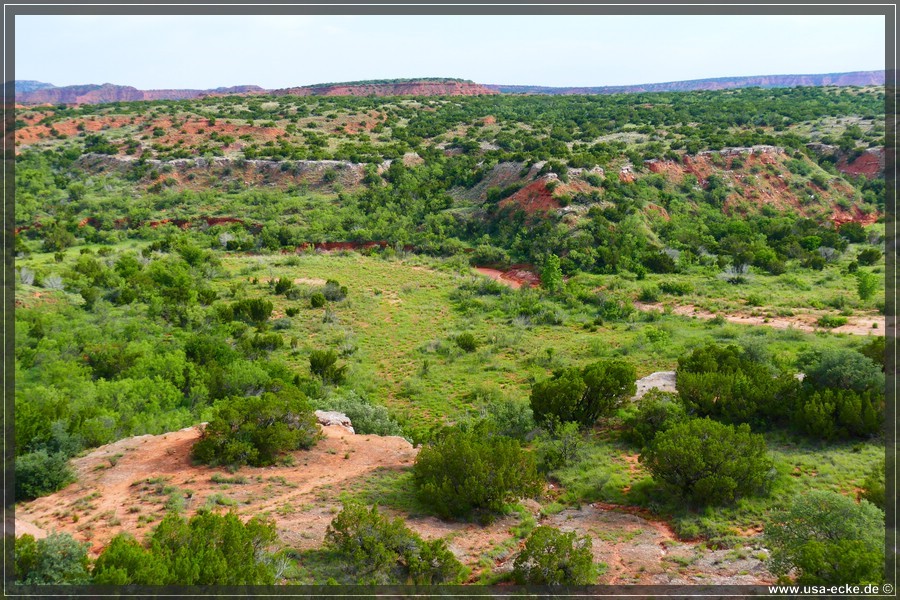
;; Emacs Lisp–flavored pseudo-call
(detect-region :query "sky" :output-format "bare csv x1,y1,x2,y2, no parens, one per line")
15,14,886,89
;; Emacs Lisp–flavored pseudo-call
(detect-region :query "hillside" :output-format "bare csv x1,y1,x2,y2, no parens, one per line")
486,70,885,94
14,70,884,105
13,82,886,588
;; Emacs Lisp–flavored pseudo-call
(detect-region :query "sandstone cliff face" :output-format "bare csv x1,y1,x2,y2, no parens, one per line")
17,84,265,105
271,81,498,97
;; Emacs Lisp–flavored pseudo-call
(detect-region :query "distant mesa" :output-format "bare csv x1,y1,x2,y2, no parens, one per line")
13,70,885,105
486,70,885,94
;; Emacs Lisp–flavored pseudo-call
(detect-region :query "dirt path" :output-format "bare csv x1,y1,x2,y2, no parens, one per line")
474,266,540,289
633,301,884,336
15,425,417,557
15,424,775,584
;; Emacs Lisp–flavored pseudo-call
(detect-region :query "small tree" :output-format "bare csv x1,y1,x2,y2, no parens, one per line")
640,417,772,505
325,501,464,585
765,490,884,585
15,533,90,584
530,360,636,428
860,458,885,509
412,421,542,520
856,271,879,302
540,254,563,293
192,386,319,467
309,349,347,385
513,526,596,585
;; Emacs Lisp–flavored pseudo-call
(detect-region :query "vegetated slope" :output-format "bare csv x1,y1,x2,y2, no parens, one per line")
486,70,885,94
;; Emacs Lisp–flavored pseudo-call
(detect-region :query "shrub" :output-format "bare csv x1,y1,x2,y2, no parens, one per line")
412,421,542,520
325,501,464,585
309,349,347,385
273,277,294,295
323,279,348,301
765,491,884,585
856,247,882,266
622,390,687,447
640,417,772,505
192,386,319,467
637,285,660,303
15,532,90,584
310,292,326,308
322,392,404,437
231,297,273,327
512,526,596,585
478,395,535,441
856,271,879,302
143,511,278,585
799,348,884,393
455,332,478,352
792,388,882,440
530,360,636,428
816,314,848,329
285,307,300,317
15,450,74,501
533,421,585,473
658,280,692,296
857,336,885,371
860,458,885,509
91,534,169,585
676,343,800,426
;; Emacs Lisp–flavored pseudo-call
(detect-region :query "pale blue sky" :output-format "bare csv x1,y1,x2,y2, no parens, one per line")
15,14,886,89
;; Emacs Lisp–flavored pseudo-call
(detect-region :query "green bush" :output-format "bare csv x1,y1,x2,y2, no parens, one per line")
15,533,90,584
321,392,404,437
192,386,319,467
15,450,74,501
676,343,800,426
640,417,772,505
856,247,882,266
860,458,885,509
658,280,692,296
792,388,882,440
765,491,884,585
273,277,294,295
512,526,596,585
231,297,273,327
622,390,687,447
799,348,884,392
531,359,636,428
637,285,660,303
857,336,885,371
309,349,347,385
91,534,169,585
412,421,542,520
108,511,279,585
325,501,464,585
323,279,348,301
455,332,478,352
533,421,585,473
310,292,326,308
816,314,848,329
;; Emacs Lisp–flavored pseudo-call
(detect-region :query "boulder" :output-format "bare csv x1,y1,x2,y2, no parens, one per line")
315,410,354,434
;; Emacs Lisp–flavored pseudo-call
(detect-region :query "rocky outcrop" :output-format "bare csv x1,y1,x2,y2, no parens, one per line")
17,83,265,105
805,144,885,179
272,80,498,97
75,153,371,189
315,410,354,434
